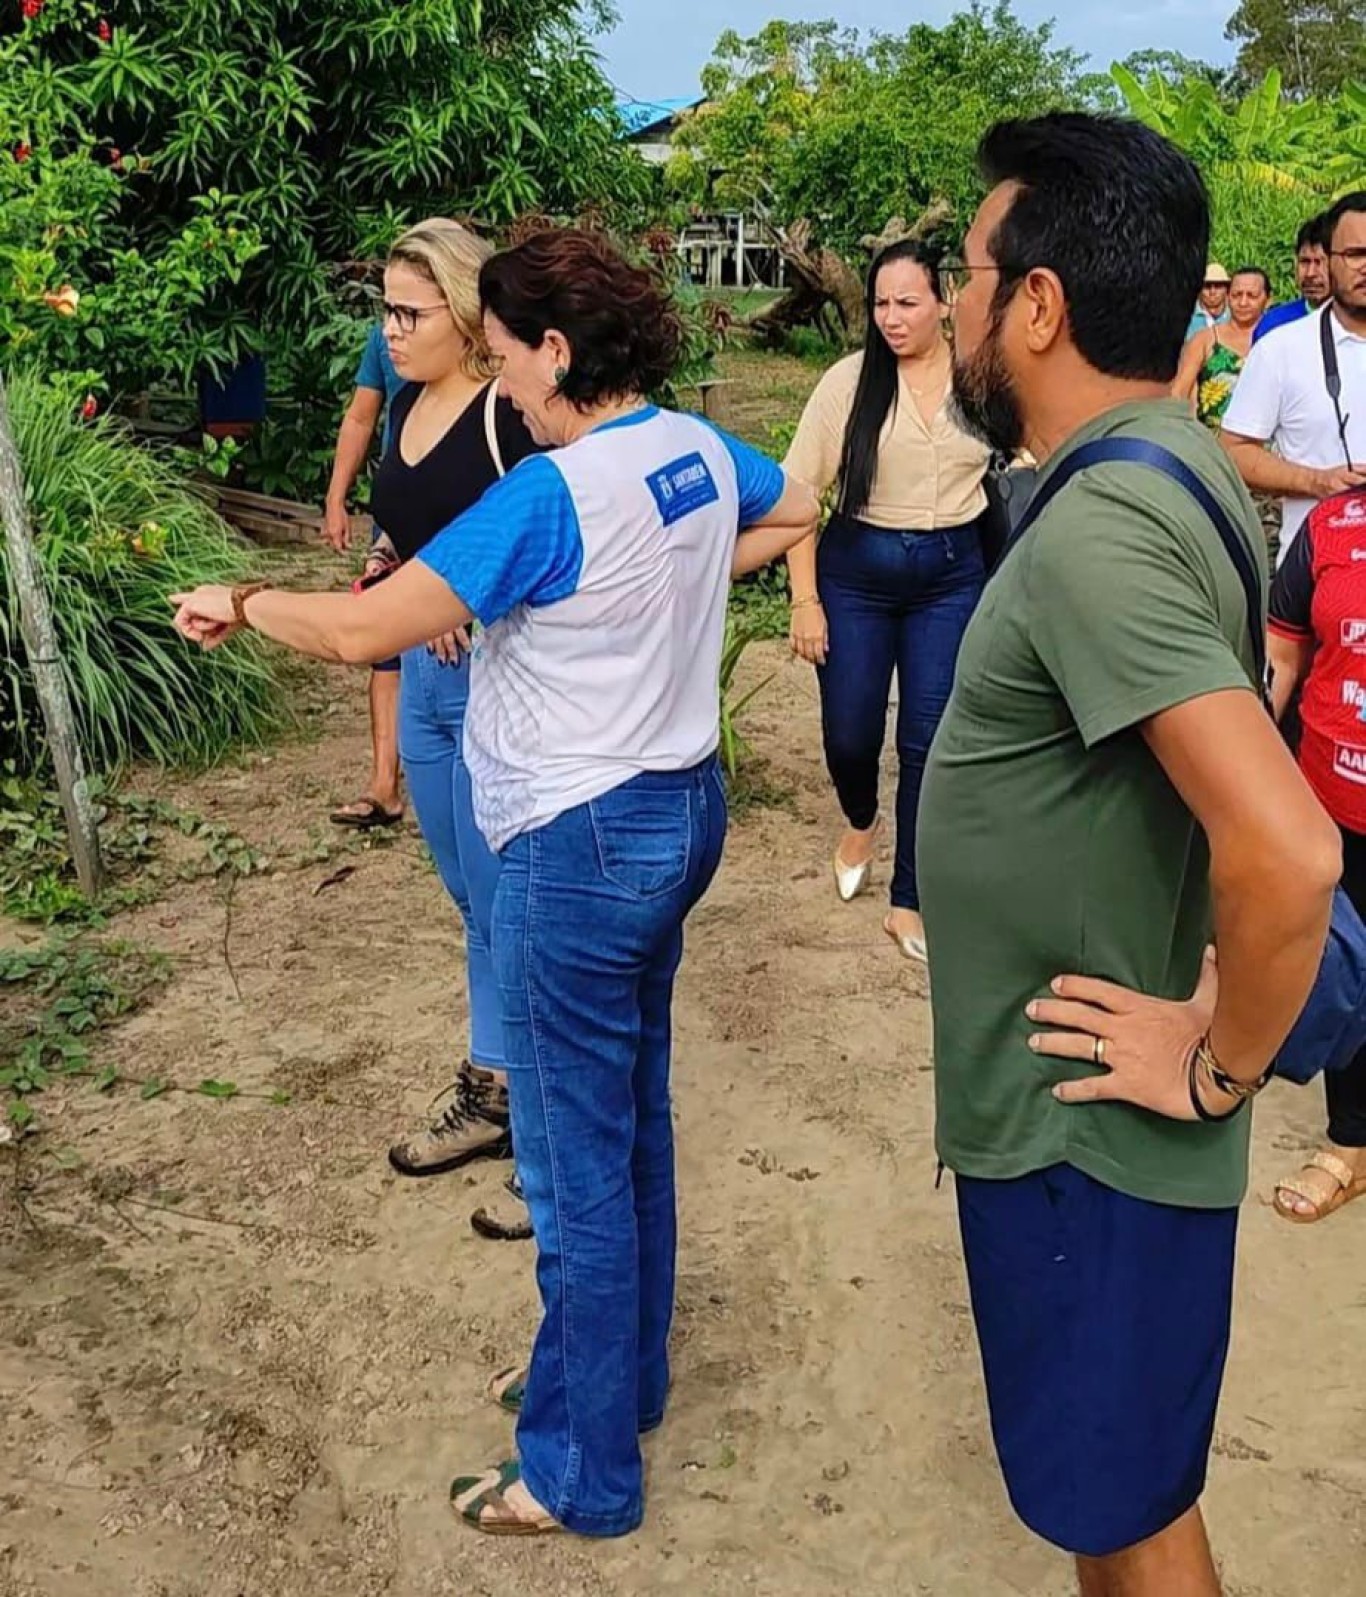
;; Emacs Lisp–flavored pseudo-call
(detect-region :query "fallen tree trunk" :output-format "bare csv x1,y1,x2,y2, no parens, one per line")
747,217,865,345
746,199,956,347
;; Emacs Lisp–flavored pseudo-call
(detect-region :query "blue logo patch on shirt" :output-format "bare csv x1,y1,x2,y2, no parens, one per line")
647,452,720,526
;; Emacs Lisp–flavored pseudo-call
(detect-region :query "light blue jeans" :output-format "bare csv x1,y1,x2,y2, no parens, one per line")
493,758,728,1535
398,645,503,1070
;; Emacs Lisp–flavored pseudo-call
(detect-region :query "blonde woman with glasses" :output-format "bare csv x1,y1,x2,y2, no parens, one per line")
368,219,543,1187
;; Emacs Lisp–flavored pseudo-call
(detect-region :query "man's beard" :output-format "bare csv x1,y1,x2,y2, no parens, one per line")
1334,281,1366,327
950,321,1025,458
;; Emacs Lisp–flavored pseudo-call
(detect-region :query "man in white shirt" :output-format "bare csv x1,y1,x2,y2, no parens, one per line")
1222,191,1366,564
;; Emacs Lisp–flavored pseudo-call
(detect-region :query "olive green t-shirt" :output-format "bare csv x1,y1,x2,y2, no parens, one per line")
918,400,1267,1210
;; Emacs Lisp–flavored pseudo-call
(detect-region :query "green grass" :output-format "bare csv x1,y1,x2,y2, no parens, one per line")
694,347,823,452
2,370,281,777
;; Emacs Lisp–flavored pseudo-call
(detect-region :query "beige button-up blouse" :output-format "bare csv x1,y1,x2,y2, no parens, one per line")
783,351,990,530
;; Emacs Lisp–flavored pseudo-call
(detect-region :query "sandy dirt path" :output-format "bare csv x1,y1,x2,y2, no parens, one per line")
2,647,1362,1597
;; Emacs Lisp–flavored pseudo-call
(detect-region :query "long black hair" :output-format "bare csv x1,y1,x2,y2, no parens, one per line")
836,239,945,519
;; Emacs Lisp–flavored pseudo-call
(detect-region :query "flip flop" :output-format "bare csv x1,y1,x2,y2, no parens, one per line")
1273,1149,1366,1224
330,797,403,831
449,1458,561,1536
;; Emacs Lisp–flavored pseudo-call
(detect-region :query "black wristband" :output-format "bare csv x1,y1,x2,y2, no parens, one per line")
1188,1046,1246,1124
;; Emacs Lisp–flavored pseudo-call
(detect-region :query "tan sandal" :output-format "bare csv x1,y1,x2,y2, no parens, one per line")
1273,1149,1366,1225
449,1458,560,1536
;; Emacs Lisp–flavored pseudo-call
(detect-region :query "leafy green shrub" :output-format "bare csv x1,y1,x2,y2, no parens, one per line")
2,370,279,775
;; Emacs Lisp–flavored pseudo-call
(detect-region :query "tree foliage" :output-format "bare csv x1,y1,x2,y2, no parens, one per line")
1225,0,1366,99
670,7,1103,252
2,0,648,492
1113,64,1366,288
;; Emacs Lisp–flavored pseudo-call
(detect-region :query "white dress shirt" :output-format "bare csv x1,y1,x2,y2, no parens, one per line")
1223,304,1366,562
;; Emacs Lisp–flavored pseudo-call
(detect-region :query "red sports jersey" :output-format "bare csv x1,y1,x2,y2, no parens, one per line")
1270,490,1366,832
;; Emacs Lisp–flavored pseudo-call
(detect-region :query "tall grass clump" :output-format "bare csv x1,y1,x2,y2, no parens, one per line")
1,372,280,775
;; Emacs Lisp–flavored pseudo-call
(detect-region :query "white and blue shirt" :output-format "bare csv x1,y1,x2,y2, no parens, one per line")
418,406,786,849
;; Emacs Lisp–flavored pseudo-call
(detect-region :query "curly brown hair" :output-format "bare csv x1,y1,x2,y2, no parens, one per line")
479,228,683,408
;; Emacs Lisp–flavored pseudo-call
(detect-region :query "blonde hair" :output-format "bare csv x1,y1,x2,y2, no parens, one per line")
388,218,497,381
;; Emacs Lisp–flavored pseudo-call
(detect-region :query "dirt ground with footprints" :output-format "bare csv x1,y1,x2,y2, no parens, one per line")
2,641,1364,1597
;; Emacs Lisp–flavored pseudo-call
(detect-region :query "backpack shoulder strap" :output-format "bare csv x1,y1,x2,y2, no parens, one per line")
483,381,506,479
1009,435,1265,689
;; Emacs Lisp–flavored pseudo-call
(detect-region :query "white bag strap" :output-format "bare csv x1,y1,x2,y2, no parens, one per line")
483,381,506,479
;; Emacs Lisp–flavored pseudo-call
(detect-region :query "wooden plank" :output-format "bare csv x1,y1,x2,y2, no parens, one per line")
209,483,372,549
0,371,104,897
216,486,322,520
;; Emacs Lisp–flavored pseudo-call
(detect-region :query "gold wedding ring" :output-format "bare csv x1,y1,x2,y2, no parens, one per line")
1093,1037,1107,1067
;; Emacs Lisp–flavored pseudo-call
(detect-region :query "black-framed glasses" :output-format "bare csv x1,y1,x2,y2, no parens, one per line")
940,257,1003,297
381,300,448,334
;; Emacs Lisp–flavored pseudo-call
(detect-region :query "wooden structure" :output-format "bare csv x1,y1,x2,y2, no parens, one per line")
210,485,371,548
677,213,788,291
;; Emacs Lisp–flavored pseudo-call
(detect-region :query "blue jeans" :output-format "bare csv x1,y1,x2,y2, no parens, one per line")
492,759,728,1536
398,646,503,1069
816,514,984,910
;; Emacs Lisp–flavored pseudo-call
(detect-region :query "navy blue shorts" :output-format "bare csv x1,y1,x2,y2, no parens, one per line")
956,1163,1238,1558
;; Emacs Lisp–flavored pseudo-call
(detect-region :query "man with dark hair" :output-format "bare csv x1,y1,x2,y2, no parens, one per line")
1252,212,1332,344
1224,190,1366,564
921,113,1340,1595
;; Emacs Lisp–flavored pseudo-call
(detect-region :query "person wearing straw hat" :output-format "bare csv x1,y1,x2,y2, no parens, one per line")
1186,262,1231,343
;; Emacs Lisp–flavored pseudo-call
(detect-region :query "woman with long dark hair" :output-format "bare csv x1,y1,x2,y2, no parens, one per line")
785,240,990,962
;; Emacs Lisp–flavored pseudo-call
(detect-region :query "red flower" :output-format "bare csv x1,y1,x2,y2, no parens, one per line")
14,142,32,164
80,395,98,422
109,147,122,167
96,17,111,40
21,0,43,19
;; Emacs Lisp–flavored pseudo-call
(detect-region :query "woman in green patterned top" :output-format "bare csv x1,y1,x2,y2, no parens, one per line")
1173,265,1270,429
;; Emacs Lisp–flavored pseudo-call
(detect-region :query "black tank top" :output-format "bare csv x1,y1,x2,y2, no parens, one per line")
369,381,542,563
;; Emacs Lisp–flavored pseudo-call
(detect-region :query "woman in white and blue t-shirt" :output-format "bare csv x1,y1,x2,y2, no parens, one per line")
171,229,819,1541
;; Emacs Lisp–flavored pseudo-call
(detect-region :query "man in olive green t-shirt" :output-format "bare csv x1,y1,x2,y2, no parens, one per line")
922,115,1339,1597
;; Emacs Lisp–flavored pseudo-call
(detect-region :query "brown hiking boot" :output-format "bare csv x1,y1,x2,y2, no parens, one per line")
471,1171,533,1242
388,1063,512,1178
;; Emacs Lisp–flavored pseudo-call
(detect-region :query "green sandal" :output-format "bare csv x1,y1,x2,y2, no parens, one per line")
488,1365,527,1415
449,1458,560,1536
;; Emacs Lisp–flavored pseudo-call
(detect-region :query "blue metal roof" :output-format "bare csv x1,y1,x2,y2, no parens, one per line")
615,97,701,138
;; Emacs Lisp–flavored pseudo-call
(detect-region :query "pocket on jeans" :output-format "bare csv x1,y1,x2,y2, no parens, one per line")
589,785,691,899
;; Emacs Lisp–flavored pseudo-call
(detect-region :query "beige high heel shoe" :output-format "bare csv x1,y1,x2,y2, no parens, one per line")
884,912,928,964
833,818,882,903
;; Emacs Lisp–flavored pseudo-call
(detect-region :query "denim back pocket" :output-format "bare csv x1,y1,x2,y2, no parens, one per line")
589,784,692,899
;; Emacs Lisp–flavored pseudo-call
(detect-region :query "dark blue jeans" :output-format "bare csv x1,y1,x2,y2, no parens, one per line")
816,514,984,910
491,758,728,1536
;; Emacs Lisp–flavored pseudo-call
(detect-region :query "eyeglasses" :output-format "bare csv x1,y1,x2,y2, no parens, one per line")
381,301,449,335
1330,248,1366,269
940,258,1003,297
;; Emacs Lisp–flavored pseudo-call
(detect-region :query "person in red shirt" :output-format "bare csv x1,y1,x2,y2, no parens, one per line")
1269,487,1366,1220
